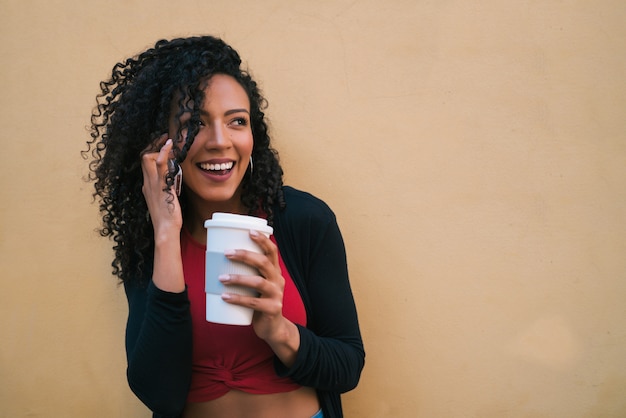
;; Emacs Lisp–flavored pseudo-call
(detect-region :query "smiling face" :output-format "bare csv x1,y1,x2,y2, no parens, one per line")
170,74,253,216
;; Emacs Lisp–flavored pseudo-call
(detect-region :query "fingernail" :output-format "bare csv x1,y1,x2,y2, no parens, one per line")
249,230,259,237
218,274,230,282
224,249,236,257
165,138,173,146
221,293,232,300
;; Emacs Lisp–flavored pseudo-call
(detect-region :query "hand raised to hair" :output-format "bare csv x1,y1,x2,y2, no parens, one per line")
141,135,183,238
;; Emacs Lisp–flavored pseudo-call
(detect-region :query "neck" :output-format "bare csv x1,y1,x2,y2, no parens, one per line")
183,196,248,244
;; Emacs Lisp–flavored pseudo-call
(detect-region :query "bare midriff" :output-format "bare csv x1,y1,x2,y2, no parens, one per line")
182,386,320,418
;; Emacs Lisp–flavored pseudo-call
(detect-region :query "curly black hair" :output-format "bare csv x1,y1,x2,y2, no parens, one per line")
83,36,285,283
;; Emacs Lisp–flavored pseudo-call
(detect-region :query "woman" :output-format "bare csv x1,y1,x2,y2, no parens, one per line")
84,36,364,418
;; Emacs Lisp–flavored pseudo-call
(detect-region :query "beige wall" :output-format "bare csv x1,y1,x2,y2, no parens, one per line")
1,0,625,416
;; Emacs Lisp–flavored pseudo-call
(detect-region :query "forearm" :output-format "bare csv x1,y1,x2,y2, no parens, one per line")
275,324,364,392
142,137,185,294
264,318,301,368
152,230,185,293
125,280,192,415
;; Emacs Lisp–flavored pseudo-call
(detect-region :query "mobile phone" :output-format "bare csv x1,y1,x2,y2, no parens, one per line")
169,160,183,196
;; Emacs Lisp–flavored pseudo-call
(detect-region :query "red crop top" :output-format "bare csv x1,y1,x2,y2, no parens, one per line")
180,228,307,403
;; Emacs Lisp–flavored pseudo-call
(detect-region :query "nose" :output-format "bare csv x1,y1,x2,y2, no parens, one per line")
202,123,231,149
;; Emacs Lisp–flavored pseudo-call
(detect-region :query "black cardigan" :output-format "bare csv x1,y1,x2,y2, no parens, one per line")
123,186,365,418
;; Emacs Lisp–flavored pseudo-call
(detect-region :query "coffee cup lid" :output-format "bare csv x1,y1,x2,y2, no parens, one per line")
204,212,273,234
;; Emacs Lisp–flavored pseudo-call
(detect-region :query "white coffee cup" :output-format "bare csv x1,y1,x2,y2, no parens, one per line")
204,213,273,325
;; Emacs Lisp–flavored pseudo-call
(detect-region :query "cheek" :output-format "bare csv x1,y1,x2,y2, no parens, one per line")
243,133,254,156
180,159,194,179
178,132,205,159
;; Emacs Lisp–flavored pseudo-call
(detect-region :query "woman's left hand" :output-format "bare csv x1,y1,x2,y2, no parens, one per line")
220,230,300,366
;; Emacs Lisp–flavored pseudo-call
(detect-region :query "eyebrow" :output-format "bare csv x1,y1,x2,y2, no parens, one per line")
198,108,250,117
225,108,250,116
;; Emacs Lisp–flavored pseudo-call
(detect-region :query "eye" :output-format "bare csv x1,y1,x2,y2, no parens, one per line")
185,118,204,129
230,117,249,127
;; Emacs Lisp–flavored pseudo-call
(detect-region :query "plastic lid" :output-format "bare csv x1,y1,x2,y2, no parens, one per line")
204,212,273,234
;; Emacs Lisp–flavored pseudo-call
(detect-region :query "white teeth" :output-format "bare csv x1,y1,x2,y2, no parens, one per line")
200,162,234,171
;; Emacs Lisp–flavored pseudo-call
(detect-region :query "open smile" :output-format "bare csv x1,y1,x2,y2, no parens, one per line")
199,161,235,176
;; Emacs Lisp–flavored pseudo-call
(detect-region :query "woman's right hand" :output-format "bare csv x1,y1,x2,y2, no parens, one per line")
141,135,183,241
141,135,186,293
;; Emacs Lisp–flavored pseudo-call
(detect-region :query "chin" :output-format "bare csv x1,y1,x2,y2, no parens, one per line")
204,191,244,209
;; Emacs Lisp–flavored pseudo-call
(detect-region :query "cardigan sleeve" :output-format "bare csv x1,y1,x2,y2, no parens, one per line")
124,280,193,417
273,189,365,393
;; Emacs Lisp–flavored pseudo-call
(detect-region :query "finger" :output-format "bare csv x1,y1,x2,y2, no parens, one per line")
219,273,277,295
140,141,170,185
249,230,279,265
141,152,158,188
141,135,170,179
221,292,283,315
225,249,276,280
156,139,174,172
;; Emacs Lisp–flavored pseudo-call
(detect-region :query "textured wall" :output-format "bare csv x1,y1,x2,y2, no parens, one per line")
1,1,625,416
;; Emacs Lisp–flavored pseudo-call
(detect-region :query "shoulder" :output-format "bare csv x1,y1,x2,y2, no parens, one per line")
278,186,337,225
273,186,345,270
